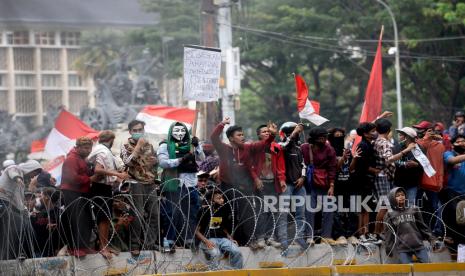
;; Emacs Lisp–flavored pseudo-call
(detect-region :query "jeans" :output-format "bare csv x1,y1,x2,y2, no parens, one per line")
422,190,443,236
161,186,200,245
306,186,334,238
405,186,418,207
276,184,307,249
199,237,243,270
398,248,430,264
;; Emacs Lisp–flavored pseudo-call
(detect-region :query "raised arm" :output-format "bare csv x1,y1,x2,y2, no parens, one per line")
211,118,230,154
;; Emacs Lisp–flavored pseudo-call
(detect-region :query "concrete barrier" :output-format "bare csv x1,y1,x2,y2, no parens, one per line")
412,263,465,276
332,264,412,276
141,263,465,276
0,256,73,276
0,245,456,275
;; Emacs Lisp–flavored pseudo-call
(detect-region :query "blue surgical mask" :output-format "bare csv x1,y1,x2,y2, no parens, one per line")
132,133,143,140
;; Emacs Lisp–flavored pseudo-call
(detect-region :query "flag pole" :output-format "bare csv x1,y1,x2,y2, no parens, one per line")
379,25,384,43
192,101,200,137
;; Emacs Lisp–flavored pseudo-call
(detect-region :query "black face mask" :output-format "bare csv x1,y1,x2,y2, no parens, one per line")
454,145,465,154
417,131,425,139
329,136,345,156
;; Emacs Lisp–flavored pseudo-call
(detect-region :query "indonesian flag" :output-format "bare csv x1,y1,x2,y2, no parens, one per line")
43,110,99,185
30,140,46,153
44,109,99,159
136,105,196,135
295,74,329,126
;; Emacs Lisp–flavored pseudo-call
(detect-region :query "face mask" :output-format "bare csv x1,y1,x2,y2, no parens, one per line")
454,145,465,154
399,139,407,147
172,125,187,141
417,131,425,139
329,136,345,156
132,133,143,140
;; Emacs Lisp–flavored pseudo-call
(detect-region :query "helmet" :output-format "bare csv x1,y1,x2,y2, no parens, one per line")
455,111,465,118
279,122,297,137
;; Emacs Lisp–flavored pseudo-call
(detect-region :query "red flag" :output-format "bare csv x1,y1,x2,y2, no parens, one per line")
294,74,328,125
353,28,384,151
359,31,384,123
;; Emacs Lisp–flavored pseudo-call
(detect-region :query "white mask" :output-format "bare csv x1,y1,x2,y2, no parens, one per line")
172,125,187,141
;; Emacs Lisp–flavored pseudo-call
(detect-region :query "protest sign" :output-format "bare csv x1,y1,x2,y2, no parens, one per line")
183,45,221,102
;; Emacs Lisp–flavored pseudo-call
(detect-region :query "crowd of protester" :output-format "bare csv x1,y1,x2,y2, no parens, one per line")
0,111,465,269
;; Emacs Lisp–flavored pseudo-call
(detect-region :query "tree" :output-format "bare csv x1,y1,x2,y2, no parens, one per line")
235,0,465,131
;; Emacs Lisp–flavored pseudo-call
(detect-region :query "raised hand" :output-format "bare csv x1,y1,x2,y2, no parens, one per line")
222,117,231,125
268,122,278,136
353,147,363,158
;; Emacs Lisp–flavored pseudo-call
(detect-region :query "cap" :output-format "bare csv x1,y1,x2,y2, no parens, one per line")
2,159,15,168
279,122,298,136
209,167,219,176
412,121,433,130
18,160,42,174
197,170,210,178
433,122,445,131
396,127,417,139
455,111,465,118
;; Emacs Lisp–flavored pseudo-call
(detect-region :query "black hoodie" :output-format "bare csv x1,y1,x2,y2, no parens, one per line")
384,187,433,255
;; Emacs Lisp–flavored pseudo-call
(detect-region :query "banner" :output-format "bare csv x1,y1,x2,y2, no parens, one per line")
183,45,222,102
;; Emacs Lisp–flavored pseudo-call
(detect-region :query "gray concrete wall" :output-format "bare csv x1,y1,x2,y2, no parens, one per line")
0,244,454,275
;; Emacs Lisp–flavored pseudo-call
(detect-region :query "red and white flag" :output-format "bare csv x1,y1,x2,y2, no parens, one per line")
295,74,329,126
42,110,98,184
44,109,99,159
136,105,196,135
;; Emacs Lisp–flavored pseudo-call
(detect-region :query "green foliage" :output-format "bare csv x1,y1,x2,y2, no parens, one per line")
74,31,127,79
235,0,465,130
76,0,465,131
138,0,201,77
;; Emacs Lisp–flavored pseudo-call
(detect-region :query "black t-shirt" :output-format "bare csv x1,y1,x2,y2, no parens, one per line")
352,139,376,190
283,140,304,184
197,205,231,239
393,144,424,188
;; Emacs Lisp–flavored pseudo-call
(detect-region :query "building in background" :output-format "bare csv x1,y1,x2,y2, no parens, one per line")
0,0,158,126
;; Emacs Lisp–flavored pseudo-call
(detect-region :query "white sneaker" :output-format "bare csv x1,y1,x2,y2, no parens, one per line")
321,238,337,246
266,238,281,248
306,238,315,246
359,234,369,243
368,233,383,245
256,238,266,249
347,236,359,245
335,236,348,245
